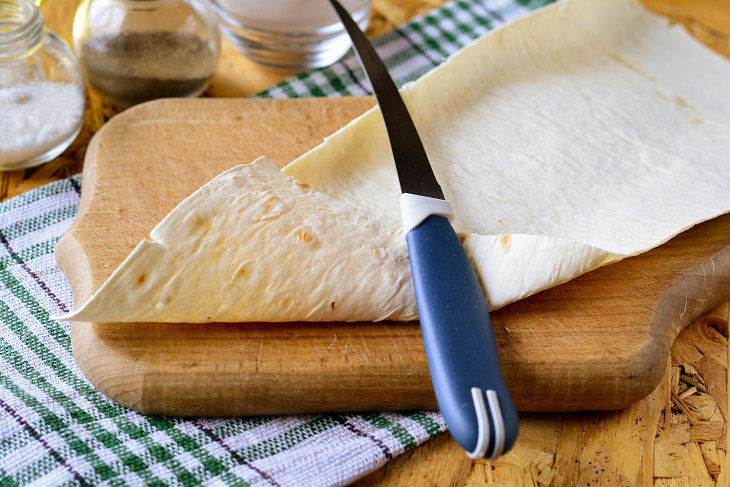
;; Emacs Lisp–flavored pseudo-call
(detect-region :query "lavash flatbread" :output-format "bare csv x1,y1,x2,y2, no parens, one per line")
284,0,730,309
59,0,730,323
61,158,416,323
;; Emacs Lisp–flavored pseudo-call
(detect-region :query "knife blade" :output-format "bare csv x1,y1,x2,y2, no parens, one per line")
327,0,519,460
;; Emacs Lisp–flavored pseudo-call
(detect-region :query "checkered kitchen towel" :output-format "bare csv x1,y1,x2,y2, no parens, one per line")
0,0,553,485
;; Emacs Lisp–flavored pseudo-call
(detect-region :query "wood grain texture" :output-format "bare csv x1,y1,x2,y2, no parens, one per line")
56,97,730,416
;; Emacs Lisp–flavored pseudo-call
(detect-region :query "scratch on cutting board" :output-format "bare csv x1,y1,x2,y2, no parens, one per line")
380,323,406,365
389,335,404,364
327,333,338,351
341,335,351,361
255,339,264,372
552,311,620,359
359,338,371,363
678,278,689,323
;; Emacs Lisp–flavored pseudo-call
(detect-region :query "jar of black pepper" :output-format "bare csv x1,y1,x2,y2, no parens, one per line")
73,0,220,108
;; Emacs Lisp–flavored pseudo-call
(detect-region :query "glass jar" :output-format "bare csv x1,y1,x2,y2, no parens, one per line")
212,0,370,70
0,0,85,171
73,0,220,108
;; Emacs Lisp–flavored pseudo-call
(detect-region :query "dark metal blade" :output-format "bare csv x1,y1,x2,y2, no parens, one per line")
328,0,444,200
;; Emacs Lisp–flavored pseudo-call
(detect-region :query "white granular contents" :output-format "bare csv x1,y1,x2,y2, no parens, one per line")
0,81,85,166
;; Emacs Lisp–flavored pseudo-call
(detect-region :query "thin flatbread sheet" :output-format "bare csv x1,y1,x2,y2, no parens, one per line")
284,0,730,310
59,0,730,323
61,159,416,323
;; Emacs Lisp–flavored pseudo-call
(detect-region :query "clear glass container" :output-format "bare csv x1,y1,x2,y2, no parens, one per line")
212,0,370,70
0,0,85,170
73,0,220,108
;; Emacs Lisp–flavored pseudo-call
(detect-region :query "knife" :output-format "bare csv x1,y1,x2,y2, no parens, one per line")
327,0,519,460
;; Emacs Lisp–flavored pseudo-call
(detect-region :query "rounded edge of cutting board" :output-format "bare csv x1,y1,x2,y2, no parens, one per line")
56,96,730,415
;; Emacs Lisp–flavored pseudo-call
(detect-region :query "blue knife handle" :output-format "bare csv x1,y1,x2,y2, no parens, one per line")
405,214,519,458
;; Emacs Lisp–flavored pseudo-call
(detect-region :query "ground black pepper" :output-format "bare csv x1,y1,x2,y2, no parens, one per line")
80,31,217,107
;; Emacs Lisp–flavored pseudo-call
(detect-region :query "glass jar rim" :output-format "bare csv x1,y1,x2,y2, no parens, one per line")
0,0,43,59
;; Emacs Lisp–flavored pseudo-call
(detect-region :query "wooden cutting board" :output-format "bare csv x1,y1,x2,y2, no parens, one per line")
56,97,730,416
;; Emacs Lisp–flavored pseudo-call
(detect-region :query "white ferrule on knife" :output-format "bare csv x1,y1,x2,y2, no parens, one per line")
399,193,455,234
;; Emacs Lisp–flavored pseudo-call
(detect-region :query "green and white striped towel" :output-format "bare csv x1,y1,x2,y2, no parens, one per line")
0,1,552,485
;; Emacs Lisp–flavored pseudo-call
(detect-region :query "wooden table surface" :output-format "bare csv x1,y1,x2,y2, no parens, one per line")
13,0,730,485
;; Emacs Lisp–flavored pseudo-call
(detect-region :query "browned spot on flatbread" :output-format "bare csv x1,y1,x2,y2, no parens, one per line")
234,264,247,279
500,234,511,249
674,96,692,109
295,181,311,190
263,196,278,211
188,214,211,235
137,274,147,285
295,230,313,243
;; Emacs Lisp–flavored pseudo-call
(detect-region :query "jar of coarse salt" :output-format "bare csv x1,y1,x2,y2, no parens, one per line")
0,0,85,170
